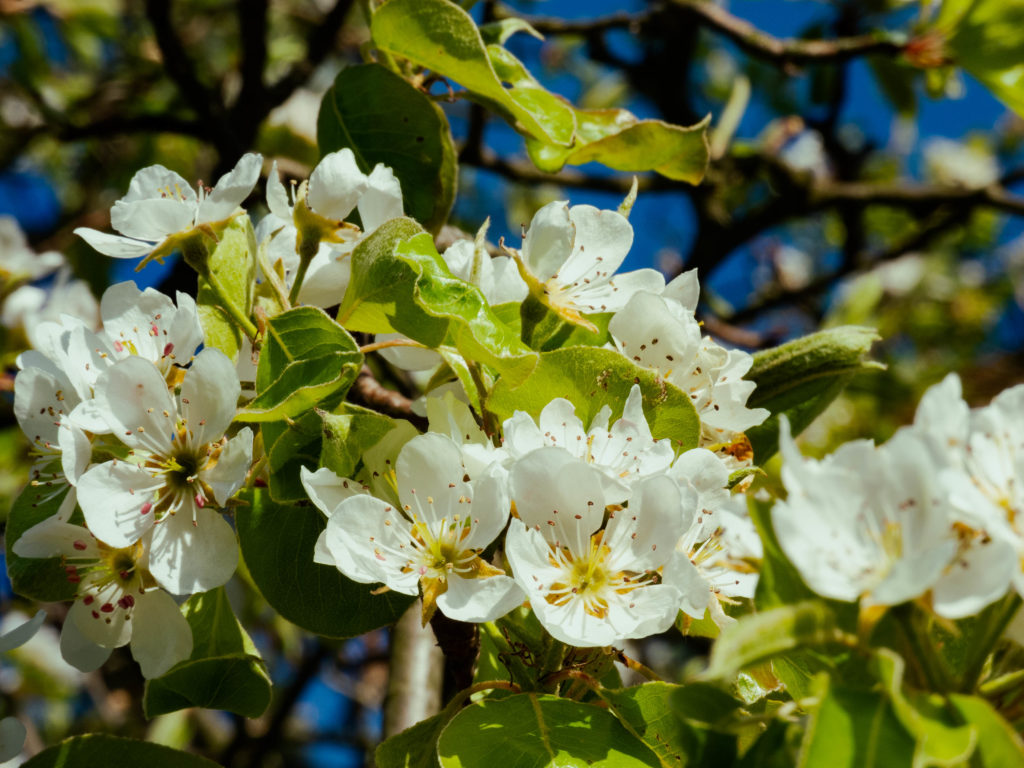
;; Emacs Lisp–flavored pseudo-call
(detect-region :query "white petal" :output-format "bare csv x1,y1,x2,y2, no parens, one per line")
462,467,510,550
74,228,154,259
522,201,572,282
397,433,471,525
296,244,352,307
59,607,113,672
662,269,700,314
148,508,239,594
196,153,262,224
559,204,633,284
181,348,240,446
313,529,336,566
358,164,404,233
438,574,524,623
933,537,1015,619
266,160,294,221
300,465,367,516
58,421,92,484
121,164,195,204
510,449,609,542
94,356,176,454
604,474,687,572
111,198,194,242
324,495,419,592
308,149,367,221
202,427,253,505
13,518,99,560
70,585,132,649
167,291,205,364
130,589,193,678
77,461,162,548
0,610,46,653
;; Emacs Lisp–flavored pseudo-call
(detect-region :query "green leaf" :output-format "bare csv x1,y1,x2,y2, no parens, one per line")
377,711,447,768
526,110,710,184
338,219,536,386
23,734,221,768
371,0,575,147
235,487,413,637
436,694,661,768
5,482,76,602
948,694,1024,767
601,682,740,767
196,214,257,358
260,411,323,503
144,588,272,719
799,677,916,768
236,306,363,422
487,346,701,452
941,0,1024,120
870,649,976,767
320,403,399,479
479,17,543,45
705,601,853,681
745,326,881,462
748,495,817,610
317,63,457,234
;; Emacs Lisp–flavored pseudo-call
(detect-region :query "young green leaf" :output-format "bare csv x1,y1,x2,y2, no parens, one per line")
236,306,363,422
744,326,881,461
487,346,701,452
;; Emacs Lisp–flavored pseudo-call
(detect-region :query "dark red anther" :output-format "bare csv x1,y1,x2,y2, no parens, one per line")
163,342,174,356
100,603,114,613
73,540,87,551
117,595,135,609
140,502,152,515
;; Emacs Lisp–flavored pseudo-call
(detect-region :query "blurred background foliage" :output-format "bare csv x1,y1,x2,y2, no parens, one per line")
2,0,1024,765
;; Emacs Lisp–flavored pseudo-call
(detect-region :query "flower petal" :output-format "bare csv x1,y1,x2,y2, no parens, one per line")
180,348,240,446
510,449,609,544
59,609,112,672
397,433,471,525
438,573,524,623
0,717,27,762
358,164,404,233
148,507,239,594
94,356,176,455
308,149,367,221
203,427,253,506
300,466,367,516
74,228,154,259
196,153,262,224
77,462,162,548
130,589,193,678
111,198,194,242
522,201,572,282
0,610,46,653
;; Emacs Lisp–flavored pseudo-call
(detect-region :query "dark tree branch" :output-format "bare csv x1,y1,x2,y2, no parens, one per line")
237,0,270,114
725,207,969,324
667,0,907,66
493,3,650,35
58,114,208,141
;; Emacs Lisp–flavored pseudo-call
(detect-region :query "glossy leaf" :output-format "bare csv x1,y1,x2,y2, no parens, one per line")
436,694,660,768
320,403,400,479
235,488,413,638
487,346,701,452
261,410,323,503
237,306,362,422
799,677,916,768
371,0,575,146
5,483,76,602
196,214,257,360
376,712,446,768
338,218,536,385
601,682,740,767
317,63,457,233
526,110,710,184
23,735,221,768
948,694,1024,766
143,588,272,719
705,601,853,681
745,326,881,461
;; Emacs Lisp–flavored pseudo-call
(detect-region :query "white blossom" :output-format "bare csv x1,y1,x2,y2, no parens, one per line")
0,215,63,284
772,417,1010,618
505,449,700,647
75,349,250,595
511,200,665,325
261,151,403,307
318,433,523,624
502,384,673,487
13,519,191,677
75,153,262,262
609,271,767,458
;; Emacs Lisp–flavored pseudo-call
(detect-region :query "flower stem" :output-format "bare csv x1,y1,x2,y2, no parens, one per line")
893,603,952,692
957,593,1022,693
287,234,320,306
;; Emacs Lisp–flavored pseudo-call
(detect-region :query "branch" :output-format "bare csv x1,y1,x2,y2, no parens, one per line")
57,114,208,141
725,206,968,324
667,0,907,66
348,366,427,429
383,605,443,738
493,3,649,35
811,180,1024,217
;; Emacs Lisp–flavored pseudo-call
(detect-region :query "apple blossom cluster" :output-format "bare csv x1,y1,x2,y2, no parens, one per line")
303,388,761,646
9,150,776,677
775,374,1024,620
11,280,249,677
